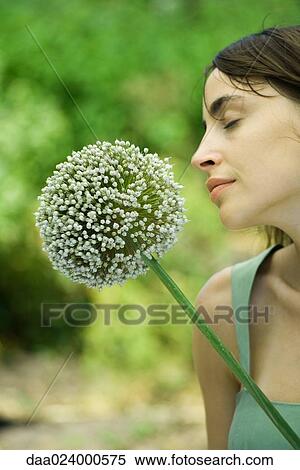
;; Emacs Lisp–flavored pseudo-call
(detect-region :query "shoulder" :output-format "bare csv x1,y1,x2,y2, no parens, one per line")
195,265,233,303
194,265,233,323
193,265,240,382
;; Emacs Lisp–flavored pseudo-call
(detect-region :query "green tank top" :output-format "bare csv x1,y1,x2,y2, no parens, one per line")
228,243,300,450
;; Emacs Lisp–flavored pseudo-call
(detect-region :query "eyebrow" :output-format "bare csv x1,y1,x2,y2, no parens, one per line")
202,94,245,130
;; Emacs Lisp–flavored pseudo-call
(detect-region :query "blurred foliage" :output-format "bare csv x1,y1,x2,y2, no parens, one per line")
0,0,299,371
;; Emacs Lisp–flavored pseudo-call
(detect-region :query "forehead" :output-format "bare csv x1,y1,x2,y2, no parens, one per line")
203,68,274,113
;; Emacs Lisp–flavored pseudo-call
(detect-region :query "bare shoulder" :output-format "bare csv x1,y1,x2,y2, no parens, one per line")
195,265,232,304
193,265,240,382
192,266,242,448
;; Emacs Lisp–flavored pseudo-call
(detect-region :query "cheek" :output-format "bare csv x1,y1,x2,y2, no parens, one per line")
233,164,265,193
237,175,282,206
232,133,290,190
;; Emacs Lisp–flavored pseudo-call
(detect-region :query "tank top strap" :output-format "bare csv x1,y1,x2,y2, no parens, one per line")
231,243,283,375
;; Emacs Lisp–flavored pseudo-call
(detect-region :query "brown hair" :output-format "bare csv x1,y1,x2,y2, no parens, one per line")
202,24,300,250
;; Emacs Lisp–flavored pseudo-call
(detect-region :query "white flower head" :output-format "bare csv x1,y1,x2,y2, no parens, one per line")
34,139,188,289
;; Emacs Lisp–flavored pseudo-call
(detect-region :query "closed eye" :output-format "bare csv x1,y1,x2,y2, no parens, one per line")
223,119,240,130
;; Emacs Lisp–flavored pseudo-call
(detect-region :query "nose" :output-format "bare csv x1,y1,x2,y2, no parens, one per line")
191,146,223,173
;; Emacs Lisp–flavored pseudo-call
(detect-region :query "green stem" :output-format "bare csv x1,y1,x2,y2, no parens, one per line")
141,252,300,449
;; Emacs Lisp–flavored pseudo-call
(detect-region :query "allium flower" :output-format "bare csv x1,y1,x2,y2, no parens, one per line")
34,139,300,448
34,139,188,289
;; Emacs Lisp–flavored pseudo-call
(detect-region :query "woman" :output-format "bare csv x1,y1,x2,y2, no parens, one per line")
191,25,300,450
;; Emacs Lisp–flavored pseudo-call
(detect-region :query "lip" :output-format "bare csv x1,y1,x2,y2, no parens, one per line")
210,181,235,202
206,177,236,193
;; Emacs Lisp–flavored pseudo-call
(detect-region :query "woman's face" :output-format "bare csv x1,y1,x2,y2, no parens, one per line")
191,68,300,232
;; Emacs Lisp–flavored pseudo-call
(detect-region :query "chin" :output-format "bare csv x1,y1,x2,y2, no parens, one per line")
219,206,256,231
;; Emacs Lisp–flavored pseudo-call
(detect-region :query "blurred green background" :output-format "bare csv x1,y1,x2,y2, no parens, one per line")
0,0,298,450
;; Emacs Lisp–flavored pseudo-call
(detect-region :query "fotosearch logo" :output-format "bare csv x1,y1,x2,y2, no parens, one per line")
40,303,273,327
